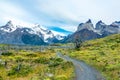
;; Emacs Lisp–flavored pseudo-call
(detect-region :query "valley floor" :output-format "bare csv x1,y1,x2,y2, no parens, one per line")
0,46,74,80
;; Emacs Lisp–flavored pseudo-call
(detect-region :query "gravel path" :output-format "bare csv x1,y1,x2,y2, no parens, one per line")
57,52,105,80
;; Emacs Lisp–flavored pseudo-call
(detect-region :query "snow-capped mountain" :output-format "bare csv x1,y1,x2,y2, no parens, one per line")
0,20,18,32
0,20,120,45
0,21,65,45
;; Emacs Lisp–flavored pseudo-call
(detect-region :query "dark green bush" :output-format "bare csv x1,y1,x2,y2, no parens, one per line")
55,58,64,62
49,58,64,67
0,76,3,80
1,52,13,56
15,57,24,62
99,51,105,55
61,61,73,70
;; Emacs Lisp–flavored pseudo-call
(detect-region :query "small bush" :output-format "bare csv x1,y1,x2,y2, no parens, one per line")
33,57,49,64
99,51,105,55
0,76,3,80
15,57,24,62
1,52,13,56
49,58,64,67
61,61,73,70
0,63,4,68
55,58,64,62
8,64,32,77
26,53,37,57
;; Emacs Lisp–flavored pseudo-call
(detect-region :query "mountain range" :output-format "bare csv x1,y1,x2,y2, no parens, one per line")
0,20,120,45
62,19,120,43
0,21,65,45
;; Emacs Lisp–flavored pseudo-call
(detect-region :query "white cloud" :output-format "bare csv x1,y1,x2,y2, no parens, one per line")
0,3,26,16
3,16,34,27
0,0,120,32
0,1,37,26
36,0,120,25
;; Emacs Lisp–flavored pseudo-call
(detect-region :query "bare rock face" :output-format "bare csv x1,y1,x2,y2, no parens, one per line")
63,19,120,43
77,19,94,32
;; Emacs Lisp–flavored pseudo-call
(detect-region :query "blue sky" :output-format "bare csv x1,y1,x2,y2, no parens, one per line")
0,0,120,32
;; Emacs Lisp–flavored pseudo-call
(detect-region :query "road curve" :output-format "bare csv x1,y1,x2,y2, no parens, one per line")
57,52,105,80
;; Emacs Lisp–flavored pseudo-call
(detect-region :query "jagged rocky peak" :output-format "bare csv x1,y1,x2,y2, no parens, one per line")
6,20,12,25
95,20,120,36
78,23,84,26
77,19,94,31
33,24,40,28
95,20,106,30
0,20,18,32
111,21,120,28
97,20,102,23
5,20,14,28
86,19,92,23
96,20,105,25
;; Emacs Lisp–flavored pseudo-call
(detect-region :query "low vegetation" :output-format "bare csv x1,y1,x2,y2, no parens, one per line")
0,46,74,80
61,34,120,80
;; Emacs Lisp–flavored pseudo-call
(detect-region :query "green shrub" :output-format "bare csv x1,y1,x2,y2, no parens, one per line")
15,57,24,62
0,76,3,80
49,58,64,67
99,51,105,55
55,58,63,62
34,57,49,64
61,61,73,70
8,64,32,77
26,53,37,57
1,52,13,56
0,63,4,68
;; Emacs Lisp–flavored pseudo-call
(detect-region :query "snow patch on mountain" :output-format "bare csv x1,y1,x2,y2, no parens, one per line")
0,20,18,32
0,20,65,43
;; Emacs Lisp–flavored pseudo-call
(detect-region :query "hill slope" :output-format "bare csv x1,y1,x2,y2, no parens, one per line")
66,34,120,80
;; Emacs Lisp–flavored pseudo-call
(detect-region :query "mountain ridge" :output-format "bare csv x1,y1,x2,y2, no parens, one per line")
0,21,65,45
0,20,120,45
63,19,120,43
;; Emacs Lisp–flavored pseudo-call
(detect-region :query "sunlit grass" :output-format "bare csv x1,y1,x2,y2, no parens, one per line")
62,34,120,80
0,47,74,80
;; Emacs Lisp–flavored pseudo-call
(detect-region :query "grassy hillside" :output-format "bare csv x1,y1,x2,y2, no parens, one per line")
0,47,74,80
62,34,120,80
